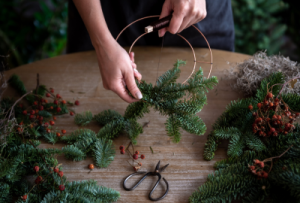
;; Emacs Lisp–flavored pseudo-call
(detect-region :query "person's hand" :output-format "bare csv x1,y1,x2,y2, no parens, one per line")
158,0,207,37
95,40,142,103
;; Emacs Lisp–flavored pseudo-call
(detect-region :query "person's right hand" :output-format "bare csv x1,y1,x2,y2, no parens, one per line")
95,40,142,103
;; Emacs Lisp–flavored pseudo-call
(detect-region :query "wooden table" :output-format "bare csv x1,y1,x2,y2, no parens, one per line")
6,47,250,203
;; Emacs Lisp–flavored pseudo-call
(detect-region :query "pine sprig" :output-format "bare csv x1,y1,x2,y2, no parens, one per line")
74,111,93,126
93,138,115,168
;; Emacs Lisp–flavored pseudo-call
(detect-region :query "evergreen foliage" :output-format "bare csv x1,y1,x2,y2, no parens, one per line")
93,60,218,143
204,72,298,160
190,125,300,203
1,75,120,202
74,111,93,126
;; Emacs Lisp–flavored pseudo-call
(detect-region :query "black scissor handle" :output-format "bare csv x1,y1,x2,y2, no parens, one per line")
149,177,169,201
123,172,148,191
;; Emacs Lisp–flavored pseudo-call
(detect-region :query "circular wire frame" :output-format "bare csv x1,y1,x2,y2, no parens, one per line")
116,15,213,83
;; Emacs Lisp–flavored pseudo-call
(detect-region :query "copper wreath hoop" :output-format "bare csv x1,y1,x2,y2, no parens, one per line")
116,15,213,83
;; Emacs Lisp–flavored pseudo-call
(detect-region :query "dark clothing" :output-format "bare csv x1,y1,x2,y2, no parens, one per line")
67,0,235,53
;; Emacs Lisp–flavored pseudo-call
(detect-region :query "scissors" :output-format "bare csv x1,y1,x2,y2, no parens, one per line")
123,161,169,201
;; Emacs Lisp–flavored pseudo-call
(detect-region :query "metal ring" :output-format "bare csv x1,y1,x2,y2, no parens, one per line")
116,15,213,82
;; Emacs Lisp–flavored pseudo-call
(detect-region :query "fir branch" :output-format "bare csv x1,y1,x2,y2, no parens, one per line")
74,111,93,126
42,132,58,144
62,145,86,161
93,138,115,168
156,60,183,87
93,110,123,126
177,114,206,136
165,114,181,143
124,101,150,120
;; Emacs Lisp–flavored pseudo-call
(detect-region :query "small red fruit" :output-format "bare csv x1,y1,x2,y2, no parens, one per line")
58,171,63,177
274,98,279,102
296,113,300,117
22,110,27,115
70,112,74,116
141,154,145,159
254,159,260,164
269,102,274,107
135,151,140,155
34,166,39,172
267,92,273,99
61,100,67,104
54,100,58,105
88,164,94,170
50,88,54,93
120,149,125,154
33,101,38,105
21,195,27,201
257,103,262,109
259,162,265,168
54,167,59,173
50,120,55,126
44,99,48,103
35,176,43,184
119,145,124,150
39,116,43,121
75,100,80,106
56,107,61,112
30,110,35,115
44,122,49,127
56,132,61,137
133,154,138,160
53,116,57,121
252,112,257,117
17,127,23,133
270,128,275,133
263,172,268,178
61,129,66,134
264,100,269,106
46,93,51,97
46,128,51,133
250,165,255,170
39,106,44,111
272,115,277,120
56,94,61,99
248,105,253,111
59,185,65,191
29,115,35,119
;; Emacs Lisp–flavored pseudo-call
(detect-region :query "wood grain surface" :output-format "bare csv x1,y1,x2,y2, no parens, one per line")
5,47,250,203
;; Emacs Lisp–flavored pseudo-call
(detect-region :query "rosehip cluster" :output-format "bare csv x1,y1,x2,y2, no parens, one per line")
249,159,268,179
249,91,298,137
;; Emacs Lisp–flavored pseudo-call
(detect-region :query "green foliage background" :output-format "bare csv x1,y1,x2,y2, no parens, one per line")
0,0,299,68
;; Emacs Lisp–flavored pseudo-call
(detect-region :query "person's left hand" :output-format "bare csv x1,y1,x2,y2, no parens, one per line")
158,0,207,37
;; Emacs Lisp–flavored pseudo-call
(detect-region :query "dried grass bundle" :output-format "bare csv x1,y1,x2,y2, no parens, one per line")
226,51,300,96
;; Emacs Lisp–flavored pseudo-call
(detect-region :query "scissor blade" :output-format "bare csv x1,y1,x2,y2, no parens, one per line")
159,164,169,173
155,160,161,171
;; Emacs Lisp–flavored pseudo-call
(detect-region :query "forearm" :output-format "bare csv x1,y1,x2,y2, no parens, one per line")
72,0,114,49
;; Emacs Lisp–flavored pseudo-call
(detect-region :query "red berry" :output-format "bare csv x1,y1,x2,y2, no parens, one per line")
29,115,35,119
62,100,67,104
263,172,268,178
46,128,51,133
254,159,260,164
35,176,43,184
59,185,65,191
54,100,58,105
75,100,80,106
54,167,59,173
50,88,54,93
39,116,43,121
44,122,49,127
39,106,44,111
44,99,48,103
21,195,27,200
264,100,269,105
53,116,57,121
285,111,291,116
267,92,273,99
56,132,61,137
56,94,61,99
141,154,145,159
274,98,279,102
19,121,23,125
133,154,138,160
88,164,94,170
272,115,277,120
135,151,140,155
259,162,265,168
33,101,38,105
46,93,51,97
270,128,275,133
50,121,55,126
70,112,74,116
250,165,255,170
269,102,274,107
120,149,125,154
248,105,253,111
34,166,39,172
252,112,257,117
22,110,27,115
119,145,124,150
61,129,66,134
255,118,263,123
58,171,63,177
273,132,278,137
274,102,279,106
296,113,300,117
257,103,262,109
277,115,282,120
284,131,288,135
56,107,61,112
30,110,35,115
17,127,23,133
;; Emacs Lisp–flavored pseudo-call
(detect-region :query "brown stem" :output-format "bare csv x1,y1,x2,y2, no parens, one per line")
7,90,33,119
277,77,300,98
